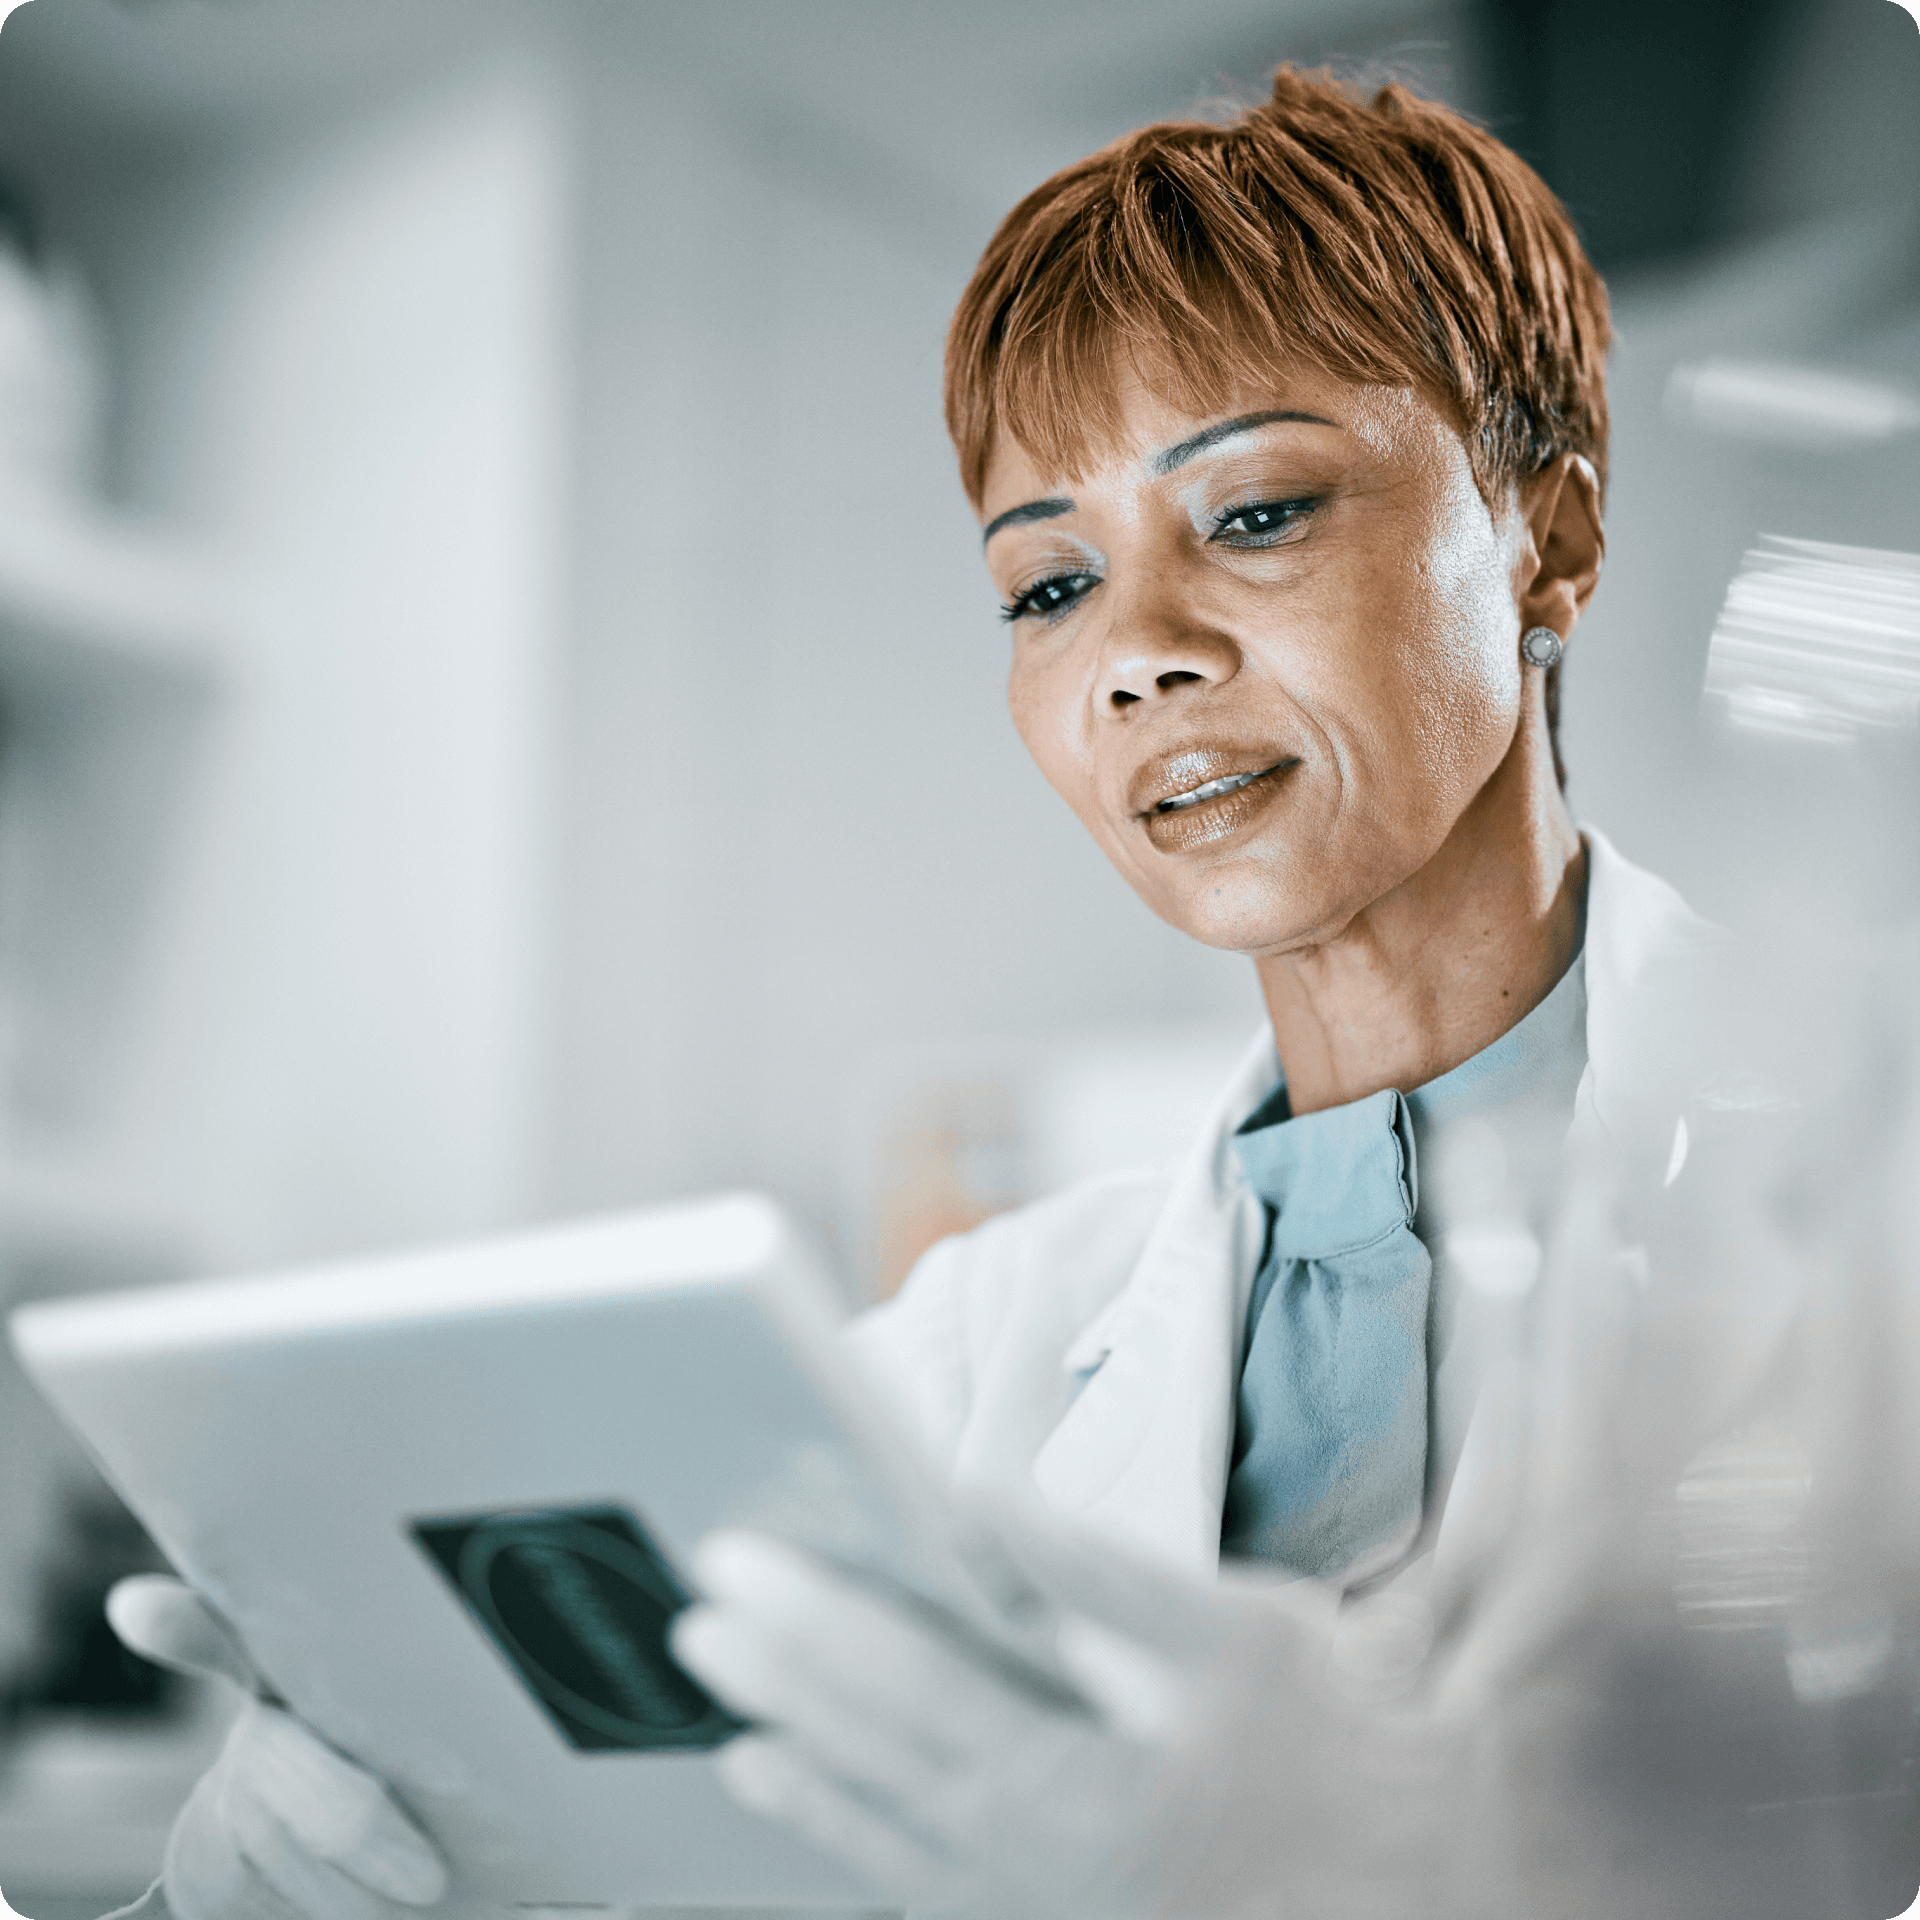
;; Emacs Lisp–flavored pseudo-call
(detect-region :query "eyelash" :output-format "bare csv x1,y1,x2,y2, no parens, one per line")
999,496,1318,624
1211,495,1318,544
1000,572,1098,623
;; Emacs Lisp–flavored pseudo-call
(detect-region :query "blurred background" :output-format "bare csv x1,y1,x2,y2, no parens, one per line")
0,0,1910,1906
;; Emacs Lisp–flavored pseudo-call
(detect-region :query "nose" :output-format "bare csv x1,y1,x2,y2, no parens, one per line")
1096,590,1240,715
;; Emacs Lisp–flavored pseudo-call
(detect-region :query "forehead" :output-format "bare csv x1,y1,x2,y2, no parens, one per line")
977,367,1475,522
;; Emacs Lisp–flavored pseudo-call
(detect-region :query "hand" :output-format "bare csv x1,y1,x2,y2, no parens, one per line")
671,1523,1148,1918
107,1576,449,1920
670,1503,1459,1920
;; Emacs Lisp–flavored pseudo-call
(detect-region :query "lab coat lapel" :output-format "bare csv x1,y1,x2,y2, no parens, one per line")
1574,824,1727,1144
1028,1030,1275,1577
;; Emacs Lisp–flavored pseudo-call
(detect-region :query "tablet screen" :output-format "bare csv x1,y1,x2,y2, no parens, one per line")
411,1503,745,1754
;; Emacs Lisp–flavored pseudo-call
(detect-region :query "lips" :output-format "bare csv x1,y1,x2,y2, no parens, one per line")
1154,765,1283,812
1130,744,1300,855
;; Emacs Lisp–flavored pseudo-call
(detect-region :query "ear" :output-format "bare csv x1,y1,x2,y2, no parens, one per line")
1512,452,1605,637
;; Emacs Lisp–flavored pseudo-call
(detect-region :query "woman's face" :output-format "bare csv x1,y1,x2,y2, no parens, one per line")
980,367,1546,957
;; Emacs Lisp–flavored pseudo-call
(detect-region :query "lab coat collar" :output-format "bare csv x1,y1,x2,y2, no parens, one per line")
1028,827,1720,1579
1577,823,1727,1143
1030,1026,1275,1575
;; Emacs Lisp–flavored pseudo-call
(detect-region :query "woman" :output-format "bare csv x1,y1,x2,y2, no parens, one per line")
109,65,1818,1920
811,59,1695,1604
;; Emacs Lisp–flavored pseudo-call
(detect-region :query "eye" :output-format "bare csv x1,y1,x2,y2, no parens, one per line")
1211,497,1316,546
1001,570,1099,623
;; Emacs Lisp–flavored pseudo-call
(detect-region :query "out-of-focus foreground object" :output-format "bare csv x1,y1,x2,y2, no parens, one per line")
1412,927,1920,1919
1702,535,1920,744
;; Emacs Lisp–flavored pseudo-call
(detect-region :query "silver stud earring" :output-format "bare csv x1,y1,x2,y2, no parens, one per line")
1520,625,1564,669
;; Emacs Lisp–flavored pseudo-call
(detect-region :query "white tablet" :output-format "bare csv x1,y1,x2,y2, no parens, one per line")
8,1194,1001,1910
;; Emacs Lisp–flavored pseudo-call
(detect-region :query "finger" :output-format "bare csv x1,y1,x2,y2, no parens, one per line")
690,1533,1058,1757
714,1734,961,1908
674,1602,970,1799
108,1576,259,1692
163,1765,305,1920
1050,1612,1189,1744
224,1771,434,1920
233,1707,447,1904
679,1597,1115,1869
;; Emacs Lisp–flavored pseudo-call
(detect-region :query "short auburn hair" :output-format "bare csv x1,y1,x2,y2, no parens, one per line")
945,66,1611,506
943,66,1612,783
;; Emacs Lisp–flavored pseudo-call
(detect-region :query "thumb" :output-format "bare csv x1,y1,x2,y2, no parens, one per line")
107,1574,261,1693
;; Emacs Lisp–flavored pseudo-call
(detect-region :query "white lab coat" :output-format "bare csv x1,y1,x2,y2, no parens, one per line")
845,826,1727,1595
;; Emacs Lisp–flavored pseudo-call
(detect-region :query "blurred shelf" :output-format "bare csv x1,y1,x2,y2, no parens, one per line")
0,486,238,682
0,488,246,1140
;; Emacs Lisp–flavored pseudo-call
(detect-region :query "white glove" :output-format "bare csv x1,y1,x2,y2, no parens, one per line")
107,1576,449,1920
669,1504,1456,1920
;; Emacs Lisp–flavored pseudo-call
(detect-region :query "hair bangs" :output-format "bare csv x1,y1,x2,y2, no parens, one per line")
986,182,1328,491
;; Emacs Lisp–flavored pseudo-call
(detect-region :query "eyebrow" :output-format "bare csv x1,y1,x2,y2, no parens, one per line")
980,408,1339,545
1150,409,1339,475
982,495,1075,547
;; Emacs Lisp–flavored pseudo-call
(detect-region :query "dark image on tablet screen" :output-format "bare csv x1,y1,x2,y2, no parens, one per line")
411,1503,746,1752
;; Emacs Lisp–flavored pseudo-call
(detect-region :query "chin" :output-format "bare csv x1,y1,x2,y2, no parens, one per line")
1146,866,1335,957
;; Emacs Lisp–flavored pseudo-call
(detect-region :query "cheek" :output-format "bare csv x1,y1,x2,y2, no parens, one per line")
1368,517,1523,805
1007,650,1103,828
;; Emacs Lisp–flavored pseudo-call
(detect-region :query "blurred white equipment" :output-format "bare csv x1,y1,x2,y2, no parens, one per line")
1664,357,1920,449
1701,533,1920,743
6,1194,1007,1909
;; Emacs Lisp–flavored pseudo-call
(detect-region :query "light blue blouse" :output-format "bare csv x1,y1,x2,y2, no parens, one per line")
1221,952,1589,1577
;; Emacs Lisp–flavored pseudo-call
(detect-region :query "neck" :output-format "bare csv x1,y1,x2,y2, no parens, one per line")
1253,732,1586,1116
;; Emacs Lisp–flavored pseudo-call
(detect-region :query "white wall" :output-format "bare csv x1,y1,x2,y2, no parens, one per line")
101,56,570,1266
544,13,1262,1269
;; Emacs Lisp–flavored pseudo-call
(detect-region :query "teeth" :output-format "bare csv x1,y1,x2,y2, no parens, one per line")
1158,766,1274,812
